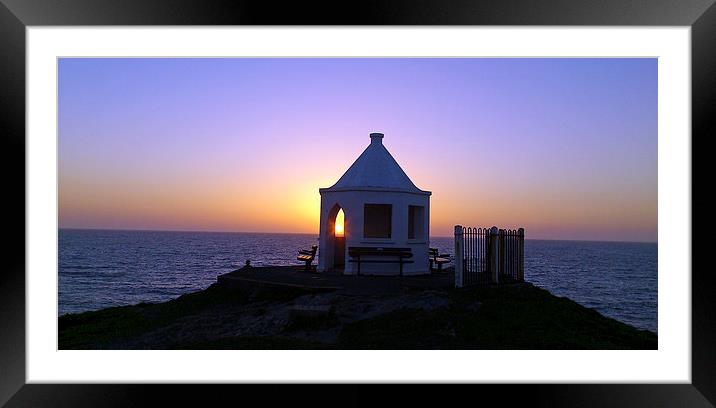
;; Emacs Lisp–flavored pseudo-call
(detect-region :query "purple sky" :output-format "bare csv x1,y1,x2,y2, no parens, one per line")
58,58,657,242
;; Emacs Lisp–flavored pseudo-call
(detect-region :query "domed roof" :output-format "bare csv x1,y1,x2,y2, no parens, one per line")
320,133,431,195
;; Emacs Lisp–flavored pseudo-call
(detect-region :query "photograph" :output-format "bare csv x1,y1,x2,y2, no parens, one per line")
2,0,710,403
57,57,658,350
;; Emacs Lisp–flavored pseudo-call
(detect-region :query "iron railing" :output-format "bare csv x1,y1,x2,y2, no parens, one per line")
454,225,524,287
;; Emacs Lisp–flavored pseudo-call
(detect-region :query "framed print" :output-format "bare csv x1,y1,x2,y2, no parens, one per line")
1,0,712,406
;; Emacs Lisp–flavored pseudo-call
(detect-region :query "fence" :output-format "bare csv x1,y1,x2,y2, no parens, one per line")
454,225,524,288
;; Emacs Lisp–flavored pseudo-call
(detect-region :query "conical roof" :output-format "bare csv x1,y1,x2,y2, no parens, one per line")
320,133,431,195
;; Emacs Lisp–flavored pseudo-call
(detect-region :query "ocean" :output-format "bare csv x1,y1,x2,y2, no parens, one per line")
58,229,657,333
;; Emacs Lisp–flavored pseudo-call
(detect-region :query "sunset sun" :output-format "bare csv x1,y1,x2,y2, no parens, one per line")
334,209,345,237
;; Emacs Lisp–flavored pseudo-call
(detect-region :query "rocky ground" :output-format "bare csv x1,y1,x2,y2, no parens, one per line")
59,282,657,350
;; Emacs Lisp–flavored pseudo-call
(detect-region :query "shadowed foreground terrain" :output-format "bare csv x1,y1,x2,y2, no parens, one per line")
59,282,656,350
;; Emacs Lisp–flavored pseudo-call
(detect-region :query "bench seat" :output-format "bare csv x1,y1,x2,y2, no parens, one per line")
296,245,318,272
348,246,413,276
429,248,452,272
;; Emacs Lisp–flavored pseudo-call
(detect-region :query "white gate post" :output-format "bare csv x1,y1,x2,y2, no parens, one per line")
454,225,464,288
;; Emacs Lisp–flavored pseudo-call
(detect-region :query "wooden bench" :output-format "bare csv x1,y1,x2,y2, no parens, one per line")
347,246,413,276
429,248,451,272
297,245,318,272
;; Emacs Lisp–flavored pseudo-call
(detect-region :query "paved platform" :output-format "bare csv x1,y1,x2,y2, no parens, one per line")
217,265,455,295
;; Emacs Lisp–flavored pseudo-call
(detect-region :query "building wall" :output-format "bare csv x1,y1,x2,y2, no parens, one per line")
318,189,430,275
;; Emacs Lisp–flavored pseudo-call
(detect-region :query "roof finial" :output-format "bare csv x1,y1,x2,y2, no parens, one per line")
370,132,384,144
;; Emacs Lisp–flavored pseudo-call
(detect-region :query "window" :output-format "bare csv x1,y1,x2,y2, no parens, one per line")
408,205,425,239
364,204,392,238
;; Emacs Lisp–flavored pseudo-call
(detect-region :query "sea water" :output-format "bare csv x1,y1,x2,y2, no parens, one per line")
58,229,657,333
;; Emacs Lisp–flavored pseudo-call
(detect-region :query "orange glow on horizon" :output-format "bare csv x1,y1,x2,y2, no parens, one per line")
57,166,657,242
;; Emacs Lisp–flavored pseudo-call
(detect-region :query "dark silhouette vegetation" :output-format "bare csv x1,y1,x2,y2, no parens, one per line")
59,281,656,350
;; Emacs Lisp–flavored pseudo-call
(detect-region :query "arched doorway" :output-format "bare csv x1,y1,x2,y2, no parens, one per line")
333,208,346,270
325,204,347,272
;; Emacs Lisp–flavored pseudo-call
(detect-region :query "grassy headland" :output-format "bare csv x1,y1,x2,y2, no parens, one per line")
59,282,656,350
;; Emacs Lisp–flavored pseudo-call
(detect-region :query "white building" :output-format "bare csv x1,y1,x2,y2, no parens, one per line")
317,132,431,275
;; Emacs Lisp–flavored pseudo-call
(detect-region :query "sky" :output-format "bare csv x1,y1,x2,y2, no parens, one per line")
58,58,657,242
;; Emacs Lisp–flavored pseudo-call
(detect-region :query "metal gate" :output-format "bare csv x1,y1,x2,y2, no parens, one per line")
454,225,524,287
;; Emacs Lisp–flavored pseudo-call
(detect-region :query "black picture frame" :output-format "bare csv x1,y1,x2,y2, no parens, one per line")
1,0,711,406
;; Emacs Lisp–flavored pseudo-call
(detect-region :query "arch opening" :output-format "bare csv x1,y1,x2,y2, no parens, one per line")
325,204,347,272
335,209,345,237
333,208,345,270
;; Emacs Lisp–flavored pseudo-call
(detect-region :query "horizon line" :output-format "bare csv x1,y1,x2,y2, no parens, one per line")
58,226,658,244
